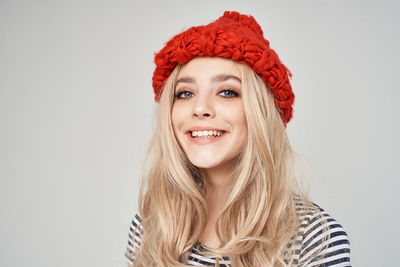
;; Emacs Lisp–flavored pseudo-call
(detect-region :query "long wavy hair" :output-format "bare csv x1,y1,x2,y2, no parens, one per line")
133,61,317,266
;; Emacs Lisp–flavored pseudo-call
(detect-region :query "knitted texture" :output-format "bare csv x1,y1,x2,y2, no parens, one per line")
152,11,295,124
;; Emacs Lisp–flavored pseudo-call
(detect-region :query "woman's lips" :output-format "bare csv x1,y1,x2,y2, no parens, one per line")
186,131,226,145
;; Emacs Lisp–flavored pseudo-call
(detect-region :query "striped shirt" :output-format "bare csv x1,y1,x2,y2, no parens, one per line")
126,202,351,266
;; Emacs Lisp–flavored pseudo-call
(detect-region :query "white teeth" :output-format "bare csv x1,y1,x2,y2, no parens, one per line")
191,130,224,138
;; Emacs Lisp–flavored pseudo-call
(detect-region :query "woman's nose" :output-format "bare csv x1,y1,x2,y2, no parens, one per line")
192,95,215,119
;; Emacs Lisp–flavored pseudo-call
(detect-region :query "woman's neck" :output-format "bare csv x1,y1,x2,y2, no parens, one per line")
203,160,234,190
199,164,233,248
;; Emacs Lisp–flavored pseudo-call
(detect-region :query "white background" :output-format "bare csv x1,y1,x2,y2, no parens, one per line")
1,0,399,266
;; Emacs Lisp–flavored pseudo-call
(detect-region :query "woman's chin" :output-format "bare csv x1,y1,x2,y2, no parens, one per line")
188,156,236,173
188,157,221,170
192,162,220,170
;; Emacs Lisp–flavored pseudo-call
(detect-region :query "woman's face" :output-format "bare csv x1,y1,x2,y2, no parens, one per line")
171,57,247,173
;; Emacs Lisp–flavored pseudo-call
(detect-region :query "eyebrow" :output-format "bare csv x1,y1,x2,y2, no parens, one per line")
176,74,241,86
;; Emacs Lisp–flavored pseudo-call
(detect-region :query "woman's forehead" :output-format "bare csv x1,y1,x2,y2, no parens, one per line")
177,57,240,79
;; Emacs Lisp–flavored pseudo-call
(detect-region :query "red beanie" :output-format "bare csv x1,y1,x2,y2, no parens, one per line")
152,11,295,124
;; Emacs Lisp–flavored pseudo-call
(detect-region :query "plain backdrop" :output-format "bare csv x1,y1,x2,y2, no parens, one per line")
1,0,399,266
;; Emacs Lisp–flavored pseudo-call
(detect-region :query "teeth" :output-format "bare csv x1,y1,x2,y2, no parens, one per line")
191,130,223,138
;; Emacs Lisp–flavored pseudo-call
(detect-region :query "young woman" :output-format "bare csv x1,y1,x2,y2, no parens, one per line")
126,11,350,266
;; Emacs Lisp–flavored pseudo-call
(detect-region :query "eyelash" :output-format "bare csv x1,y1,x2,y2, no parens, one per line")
219,89,239,98
174,89,239,99
175,90,194,99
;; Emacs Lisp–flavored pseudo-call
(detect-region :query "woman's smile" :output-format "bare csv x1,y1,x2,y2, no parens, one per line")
186,127,227,145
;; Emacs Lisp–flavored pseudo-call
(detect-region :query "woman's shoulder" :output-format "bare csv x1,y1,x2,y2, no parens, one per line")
293,197,351,266
125,202,351,266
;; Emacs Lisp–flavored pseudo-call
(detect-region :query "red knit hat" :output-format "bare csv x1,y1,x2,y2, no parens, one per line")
152,11,295,124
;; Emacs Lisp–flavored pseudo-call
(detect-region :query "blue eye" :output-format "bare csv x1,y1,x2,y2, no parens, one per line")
219,89,239,98
175,91,194,99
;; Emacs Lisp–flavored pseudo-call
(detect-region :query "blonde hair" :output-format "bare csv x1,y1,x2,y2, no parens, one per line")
133,61,323,266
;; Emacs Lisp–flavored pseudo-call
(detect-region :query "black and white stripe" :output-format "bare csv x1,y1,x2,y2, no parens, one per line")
125,202,350,266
